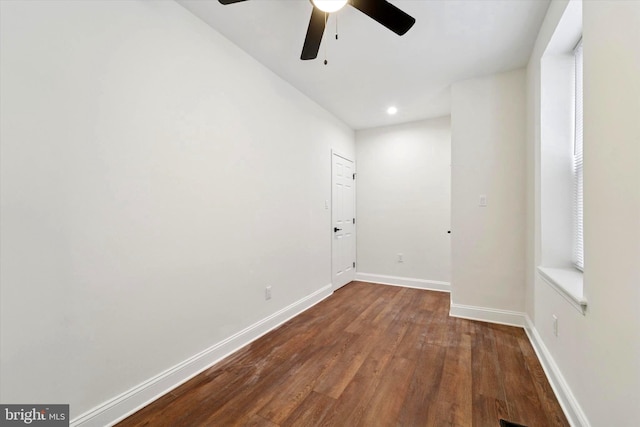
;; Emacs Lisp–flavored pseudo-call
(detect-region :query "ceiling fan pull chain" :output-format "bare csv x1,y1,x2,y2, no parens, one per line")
324,12,328,65
335,14,339,40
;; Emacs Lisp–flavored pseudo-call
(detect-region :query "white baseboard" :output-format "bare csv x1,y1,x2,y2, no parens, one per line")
524,316,590,427
449,302,526,327
355,272,450,292
71,284,333,427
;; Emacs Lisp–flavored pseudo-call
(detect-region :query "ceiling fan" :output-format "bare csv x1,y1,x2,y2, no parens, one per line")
217,0,416,60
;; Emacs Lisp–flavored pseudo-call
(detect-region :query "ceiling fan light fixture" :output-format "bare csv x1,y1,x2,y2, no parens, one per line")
311,0,348,13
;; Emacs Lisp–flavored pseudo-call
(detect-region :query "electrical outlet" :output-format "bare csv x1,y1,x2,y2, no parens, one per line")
552,314,558,337
265,286,272,300
397,253,404,263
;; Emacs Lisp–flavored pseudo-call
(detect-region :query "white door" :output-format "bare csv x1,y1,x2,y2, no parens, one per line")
332,152,356,290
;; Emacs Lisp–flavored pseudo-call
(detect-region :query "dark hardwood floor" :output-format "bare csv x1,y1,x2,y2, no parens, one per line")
117,281,569,427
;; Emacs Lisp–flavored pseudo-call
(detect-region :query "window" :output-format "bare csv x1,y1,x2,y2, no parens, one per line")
573,40,583,270
537,2,586,313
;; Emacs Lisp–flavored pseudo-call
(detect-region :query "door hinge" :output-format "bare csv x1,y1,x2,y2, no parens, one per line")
353,218,355,224
353,261,356,268
353,173,356,180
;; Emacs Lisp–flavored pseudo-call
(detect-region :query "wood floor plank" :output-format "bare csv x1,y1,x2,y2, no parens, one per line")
316,345,395,426
392,289,436,361
358,355,418,426
495,326,551,427
344,296,389,330
471,322,511,427
117,282,570,427
395,307,432,361
471,322,507,399
280,392,336,427
517,333,570,427
256,332,356,424
425,330,473,427
315,291,415,424
396,343,447,426
197,358,312,425
242,414,280,427
311,330,376,399
313,286,412,399
472,395,511,427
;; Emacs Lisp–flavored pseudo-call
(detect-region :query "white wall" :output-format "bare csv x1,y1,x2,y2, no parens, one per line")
527,1,640,425
0,0,354,421
450,69,527,315
355,117,451,286
582,3,640,421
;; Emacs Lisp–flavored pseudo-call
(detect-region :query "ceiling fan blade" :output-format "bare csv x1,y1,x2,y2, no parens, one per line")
218,0,248,4
301,7,326,60
350,0,416,36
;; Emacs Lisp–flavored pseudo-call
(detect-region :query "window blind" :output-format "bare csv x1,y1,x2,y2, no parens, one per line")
573,40,584,270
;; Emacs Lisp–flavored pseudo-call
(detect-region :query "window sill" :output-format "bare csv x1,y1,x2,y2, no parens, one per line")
537,266,587,315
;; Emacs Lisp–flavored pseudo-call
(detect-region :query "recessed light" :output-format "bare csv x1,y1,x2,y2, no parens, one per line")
387,106,398,115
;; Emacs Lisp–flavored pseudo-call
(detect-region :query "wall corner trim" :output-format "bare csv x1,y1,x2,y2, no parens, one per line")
449,303,526,327
71,284,334,427
523,316,591,427
354,272,450,292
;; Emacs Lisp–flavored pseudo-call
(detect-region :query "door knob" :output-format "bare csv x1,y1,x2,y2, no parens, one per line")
334,227,342,232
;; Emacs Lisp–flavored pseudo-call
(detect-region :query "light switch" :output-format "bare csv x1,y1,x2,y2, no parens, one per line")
479,195,487,207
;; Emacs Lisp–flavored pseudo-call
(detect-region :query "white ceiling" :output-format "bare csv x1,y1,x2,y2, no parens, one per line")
178,0,550,130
